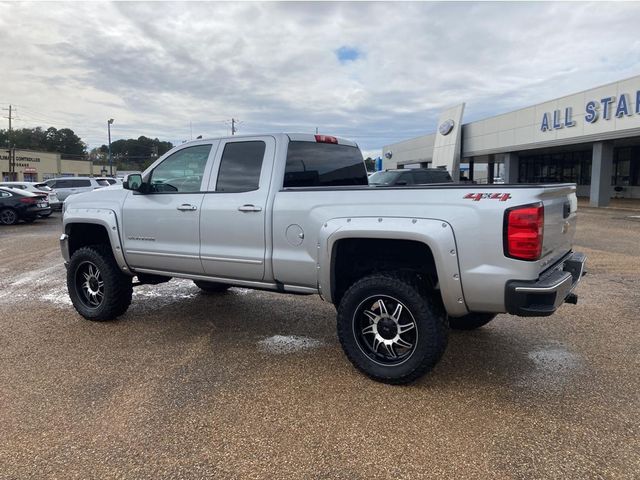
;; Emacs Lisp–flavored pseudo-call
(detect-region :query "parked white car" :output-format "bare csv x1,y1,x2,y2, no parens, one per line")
102,177,123,186
44,177,110,201
0,181,61,214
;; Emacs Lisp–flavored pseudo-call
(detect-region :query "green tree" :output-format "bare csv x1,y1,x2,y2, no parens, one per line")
0,126,86,155
104,136,173,170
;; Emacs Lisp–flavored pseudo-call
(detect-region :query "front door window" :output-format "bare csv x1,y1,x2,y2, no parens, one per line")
149,145,212,193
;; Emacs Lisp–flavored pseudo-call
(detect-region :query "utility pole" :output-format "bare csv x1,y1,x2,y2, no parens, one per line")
3,105,15,180
107,118,114,176
225,118,241,135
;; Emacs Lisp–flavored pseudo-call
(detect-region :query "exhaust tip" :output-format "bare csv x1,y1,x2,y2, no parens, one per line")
565,292,578,305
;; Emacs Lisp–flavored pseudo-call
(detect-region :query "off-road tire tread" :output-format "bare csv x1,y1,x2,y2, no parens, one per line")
67,244,132,321
337,273,448,385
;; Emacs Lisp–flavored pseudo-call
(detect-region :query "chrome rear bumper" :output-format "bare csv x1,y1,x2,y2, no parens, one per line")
505,252,586,317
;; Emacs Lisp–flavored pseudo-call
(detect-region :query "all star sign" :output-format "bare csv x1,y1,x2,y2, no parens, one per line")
540,91,640,131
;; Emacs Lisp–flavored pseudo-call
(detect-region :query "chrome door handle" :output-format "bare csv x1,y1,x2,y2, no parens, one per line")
238,204,262,212
177,204,197,211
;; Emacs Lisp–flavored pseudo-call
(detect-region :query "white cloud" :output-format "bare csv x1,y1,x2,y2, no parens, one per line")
1,1,639,157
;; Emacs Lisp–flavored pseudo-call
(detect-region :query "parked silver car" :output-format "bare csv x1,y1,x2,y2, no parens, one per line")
44,177,110,201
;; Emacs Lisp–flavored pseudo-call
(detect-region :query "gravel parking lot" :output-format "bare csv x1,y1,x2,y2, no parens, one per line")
1,208,638,479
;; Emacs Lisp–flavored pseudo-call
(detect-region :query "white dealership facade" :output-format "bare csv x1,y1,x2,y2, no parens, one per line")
382,75,640,207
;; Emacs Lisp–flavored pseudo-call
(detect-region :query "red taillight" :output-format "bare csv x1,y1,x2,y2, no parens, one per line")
315,134,338,144
504,204,544,260
19,197,37,204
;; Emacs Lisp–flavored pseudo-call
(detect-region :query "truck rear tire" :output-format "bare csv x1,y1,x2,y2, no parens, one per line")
193,280,231,293
449,313,496,330
67,245,132,321
337,274,448,385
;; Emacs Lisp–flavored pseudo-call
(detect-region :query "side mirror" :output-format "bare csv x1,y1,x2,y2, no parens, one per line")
123,173,143,192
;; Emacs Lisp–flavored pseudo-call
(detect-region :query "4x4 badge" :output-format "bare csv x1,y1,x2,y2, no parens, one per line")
464,193,512,202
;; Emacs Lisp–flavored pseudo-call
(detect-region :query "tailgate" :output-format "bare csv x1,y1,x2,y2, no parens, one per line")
539,184,578,267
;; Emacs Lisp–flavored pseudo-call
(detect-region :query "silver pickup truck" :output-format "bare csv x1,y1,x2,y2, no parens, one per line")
60,133,586,384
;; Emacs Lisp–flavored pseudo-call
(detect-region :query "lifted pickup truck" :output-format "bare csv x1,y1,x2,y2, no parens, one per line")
60,133,586,384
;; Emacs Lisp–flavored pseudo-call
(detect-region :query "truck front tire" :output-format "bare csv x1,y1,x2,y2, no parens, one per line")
337,274,448,385
67,245,132,321
449,313,497,330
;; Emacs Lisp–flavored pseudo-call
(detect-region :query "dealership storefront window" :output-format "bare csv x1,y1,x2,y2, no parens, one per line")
518,151,592,185
613,147,640,186
519,147,640,186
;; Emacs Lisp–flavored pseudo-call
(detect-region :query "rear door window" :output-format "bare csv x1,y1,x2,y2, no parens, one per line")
54,179,73,188
216,141,266,193
71,179,92,187
96,179,111,187
284,141,367,188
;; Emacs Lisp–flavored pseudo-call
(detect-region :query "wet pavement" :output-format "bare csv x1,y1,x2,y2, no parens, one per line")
0,208,638,479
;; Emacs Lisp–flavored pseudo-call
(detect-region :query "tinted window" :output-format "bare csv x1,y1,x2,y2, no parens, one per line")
216,141,266,193
412,170,453,184
105,179,117,185
397,172,414,185
71,179,91,187
150,145,212,193
368,171,401,185
411,171,429,184
54,179,73,188
96,179,111,186
284,142,367,188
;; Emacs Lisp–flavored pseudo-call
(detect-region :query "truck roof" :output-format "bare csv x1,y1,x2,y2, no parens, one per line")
181,133,358,148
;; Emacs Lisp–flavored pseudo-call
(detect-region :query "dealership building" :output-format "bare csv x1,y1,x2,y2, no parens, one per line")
382,75,640,207
1,149,107,182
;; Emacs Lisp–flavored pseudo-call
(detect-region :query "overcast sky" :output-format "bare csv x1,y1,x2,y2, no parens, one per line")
2,1,640,157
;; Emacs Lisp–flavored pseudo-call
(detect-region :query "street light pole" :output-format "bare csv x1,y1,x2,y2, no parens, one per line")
107,118,114,176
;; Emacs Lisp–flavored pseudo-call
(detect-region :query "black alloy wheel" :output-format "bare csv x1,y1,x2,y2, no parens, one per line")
337,274,448,384
67,245,133,321
353,295,418,366
74,260,105,309
0,208,18,225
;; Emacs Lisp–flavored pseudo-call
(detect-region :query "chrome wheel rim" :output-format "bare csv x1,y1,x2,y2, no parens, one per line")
75,261,104,308
353,295,418,366
0,210,17,224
